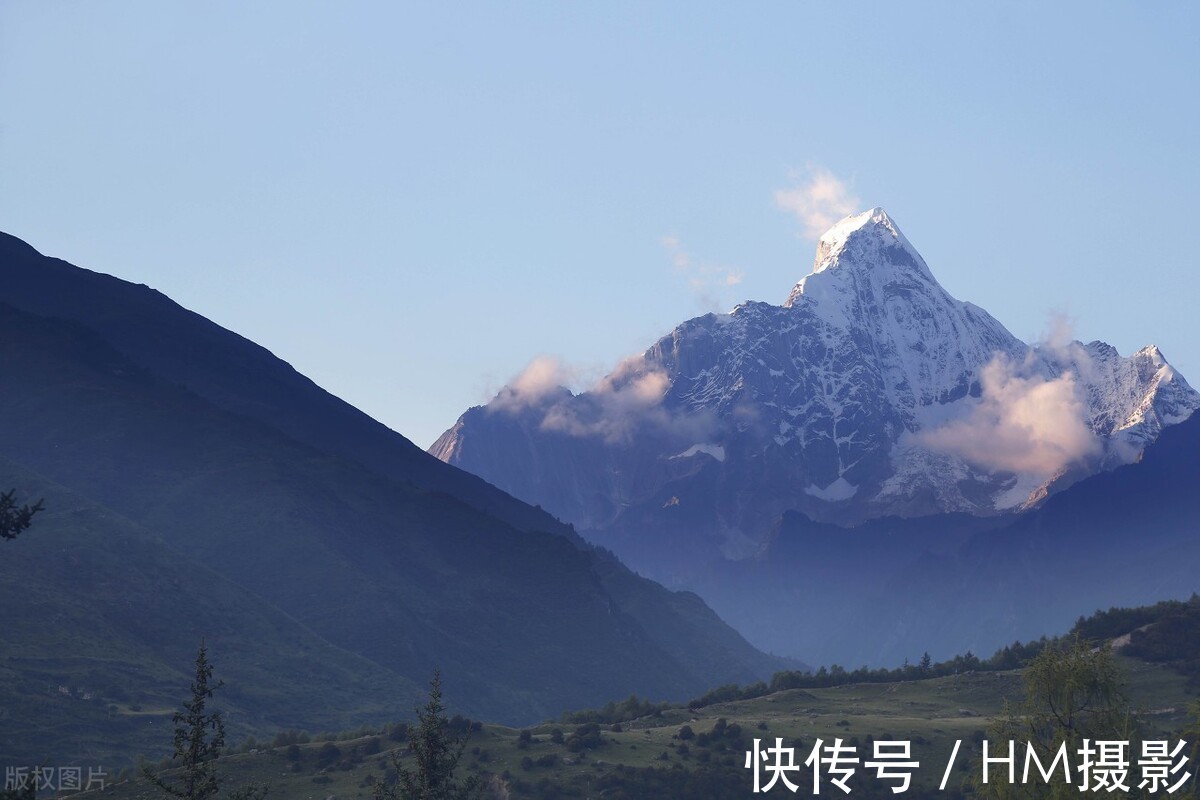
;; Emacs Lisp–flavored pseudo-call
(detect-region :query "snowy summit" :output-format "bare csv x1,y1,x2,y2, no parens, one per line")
433,209,1200,560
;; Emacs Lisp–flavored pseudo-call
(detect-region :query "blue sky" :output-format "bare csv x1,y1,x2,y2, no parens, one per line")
3,2,1197,448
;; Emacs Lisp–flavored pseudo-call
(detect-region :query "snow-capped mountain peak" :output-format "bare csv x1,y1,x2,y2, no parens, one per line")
433,208,1199,560
787,207,933,307
779,207,1022,412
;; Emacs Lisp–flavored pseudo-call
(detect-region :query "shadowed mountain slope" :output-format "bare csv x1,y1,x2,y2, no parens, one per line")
0,232,785,765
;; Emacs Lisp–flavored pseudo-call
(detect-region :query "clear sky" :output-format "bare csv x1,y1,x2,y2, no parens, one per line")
3,2,1197,449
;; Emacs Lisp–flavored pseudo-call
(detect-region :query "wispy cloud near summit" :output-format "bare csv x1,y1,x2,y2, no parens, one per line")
660,235,744,311
774,166,860,239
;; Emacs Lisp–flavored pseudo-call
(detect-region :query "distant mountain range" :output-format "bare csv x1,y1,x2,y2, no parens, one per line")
433,209,1200,663
0,231,786,766
693,408,1200,665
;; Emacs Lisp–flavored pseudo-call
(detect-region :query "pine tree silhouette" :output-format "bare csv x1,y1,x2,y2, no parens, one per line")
144,643,266,800
375,670,480,800
0,489,43,541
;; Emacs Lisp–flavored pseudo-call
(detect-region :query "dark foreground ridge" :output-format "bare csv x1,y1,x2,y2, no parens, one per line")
0,231,785,766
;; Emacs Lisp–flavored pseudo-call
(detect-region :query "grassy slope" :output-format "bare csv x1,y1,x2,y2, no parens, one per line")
76,653,1192,800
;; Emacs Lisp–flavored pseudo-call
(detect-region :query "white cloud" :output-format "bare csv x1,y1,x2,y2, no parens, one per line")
1041,310,1076,353
594,356,670,401
660,235,744,311
540,357,674,442
774,166,860,239
1035,310,1101,382
488,355,576,412
917,353,1101,477
489,354,716,445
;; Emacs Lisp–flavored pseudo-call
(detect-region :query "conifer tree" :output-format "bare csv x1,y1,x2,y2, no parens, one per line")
145,643,266,800
0,489,43,540
375,670,480,800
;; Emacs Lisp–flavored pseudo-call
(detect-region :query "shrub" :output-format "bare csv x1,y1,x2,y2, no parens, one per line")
565,723,604,752
316,742,341,769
